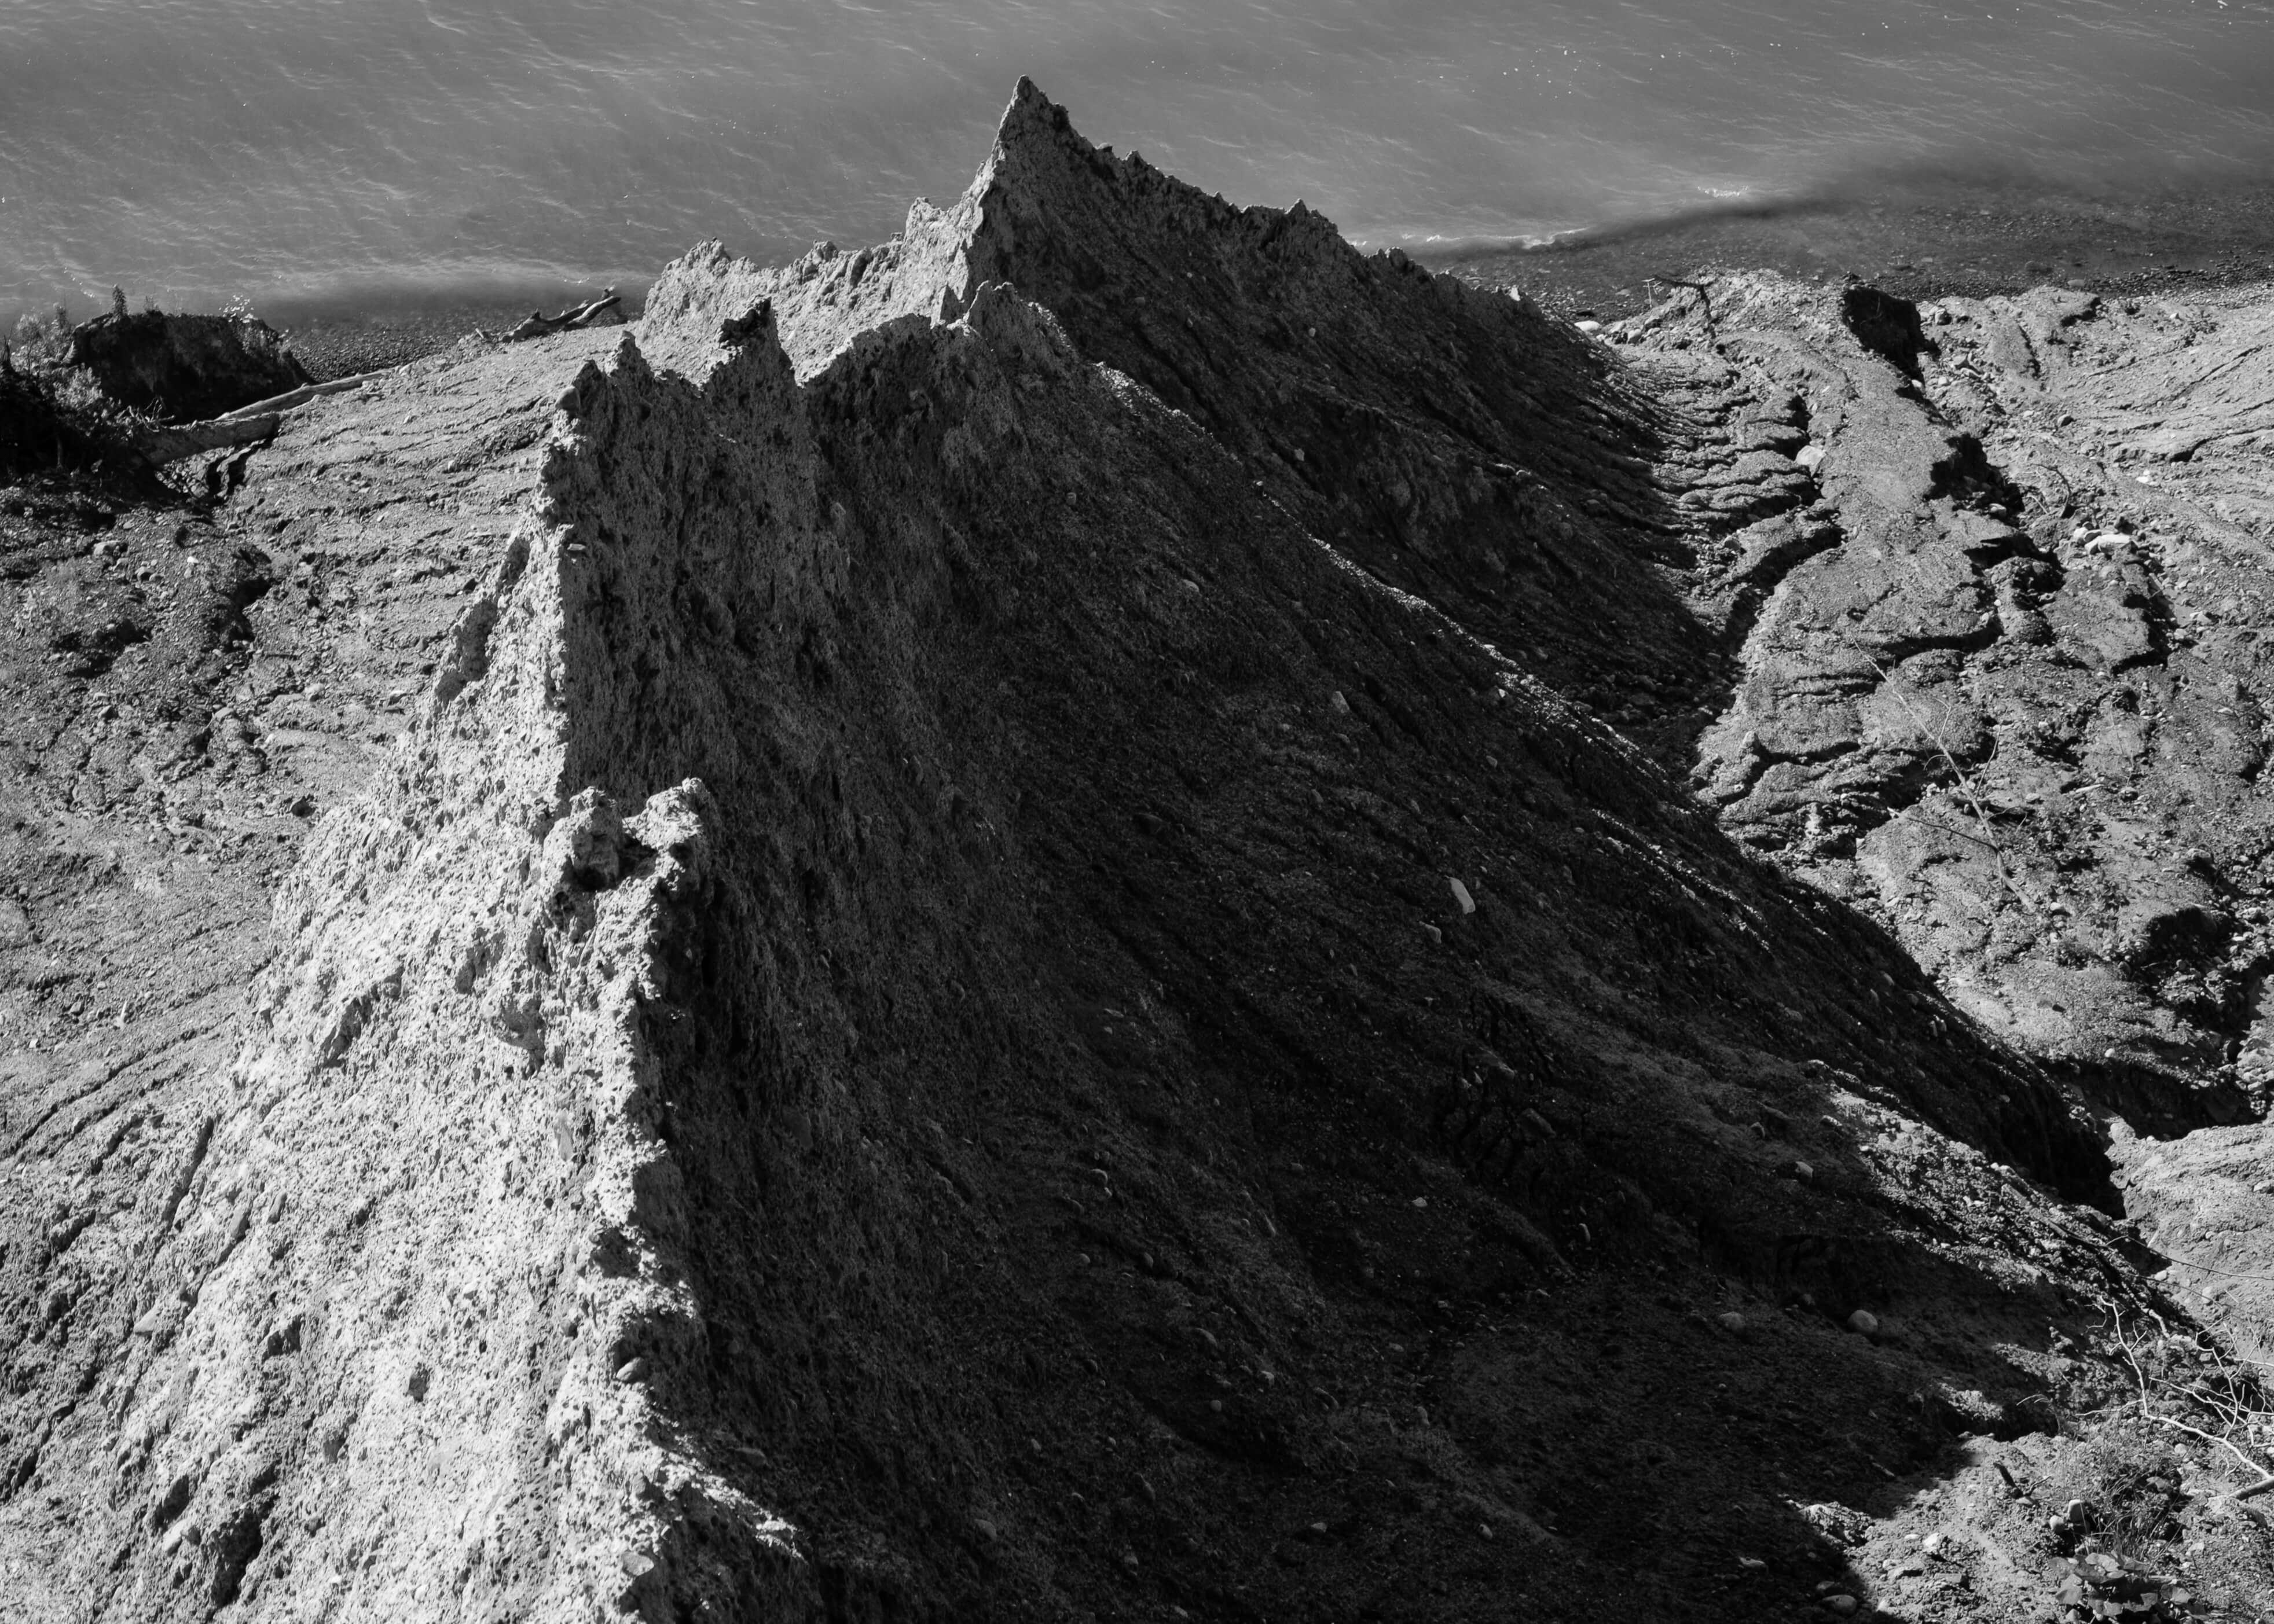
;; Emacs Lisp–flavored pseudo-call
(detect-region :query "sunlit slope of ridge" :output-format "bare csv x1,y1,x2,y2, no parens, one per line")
0,86,2175,1624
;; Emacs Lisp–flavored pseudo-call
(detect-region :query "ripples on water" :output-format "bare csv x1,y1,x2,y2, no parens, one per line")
3,0,2272,318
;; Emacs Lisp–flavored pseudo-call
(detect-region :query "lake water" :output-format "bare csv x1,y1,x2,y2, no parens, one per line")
5,0,2273,322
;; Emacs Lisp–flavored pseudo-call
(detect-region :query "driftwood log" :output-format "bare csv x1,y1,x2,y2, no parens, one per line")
505,290,622,343
133,375,369,464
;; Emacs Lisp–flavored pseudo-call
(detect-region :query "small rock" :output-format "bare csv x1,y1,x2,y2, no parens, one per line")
263,1313,303,1357
1329,689,1349,714
1574,319,1603,335
614,1357,650,1384
1448,877,1475,915
1715,1311,1747,1333
1821,1596,1859,1617
619,1551,654,1578
1421,923,1442,945
1846,1310,1879,1338
1796,443,1826,472
1921,1531,1947,1556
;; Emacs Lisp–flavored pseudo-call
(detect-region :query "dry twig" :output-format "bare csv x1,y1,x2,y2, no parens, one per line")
2108,1306,2274,1500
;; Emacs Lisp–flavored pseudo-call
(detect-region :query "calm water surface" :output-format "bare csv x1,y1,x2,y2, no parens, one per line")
4,0,2272,318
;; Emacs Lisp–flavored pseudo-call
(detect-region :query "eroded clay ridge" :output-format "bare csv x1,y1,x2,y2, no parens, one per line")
644,78,1793,738
2,83,2251,1624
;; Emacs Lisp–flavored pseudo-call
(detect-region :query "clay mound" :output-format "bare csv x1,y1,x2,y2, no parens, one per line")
0,86,2202,1624
70,308,312,423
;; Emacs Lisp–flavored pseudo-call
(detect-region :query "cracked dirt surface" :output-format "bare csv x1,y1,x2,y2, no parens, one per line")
1608,274,2274,1131
7,80,2274,1624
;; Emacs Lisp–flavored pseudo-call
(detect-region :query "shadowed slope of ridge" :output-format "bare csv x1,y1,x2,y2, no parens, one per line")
1,91,2236,1624
643,80,1773,729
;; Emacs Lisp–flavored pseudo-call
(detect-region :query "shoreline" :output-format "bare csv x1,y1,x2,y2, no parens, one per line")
277,291,641,380
267,200,2274,383
52,181,2273,380
1431,181,2274,319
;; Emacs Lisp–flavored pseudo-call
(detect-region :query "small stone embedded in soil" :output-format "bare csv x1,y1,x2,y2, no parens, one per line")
619,1551,655,1577
614,1357,650,1384
1846,1310,1880,1337
1448,877,1475,914
1821,1596,1859,1618
1716,1311,1747,1332
1797,443,1826,472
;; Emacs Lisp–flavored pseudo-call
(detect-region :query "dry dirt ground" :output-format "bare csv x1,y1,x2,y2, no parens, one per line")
6,82,2274,1624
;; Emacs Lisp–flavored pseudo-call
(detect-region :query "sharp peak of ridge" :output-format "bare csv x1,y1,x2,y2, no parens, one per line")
640,80,1376,383
970,75,1343,237
991,74,1077,158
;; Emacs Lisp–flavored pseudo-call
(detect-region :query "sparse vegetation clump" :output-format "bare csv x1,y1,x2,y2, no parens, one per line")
0,307,151,483
2030,1309,2274,1621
